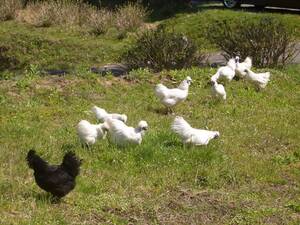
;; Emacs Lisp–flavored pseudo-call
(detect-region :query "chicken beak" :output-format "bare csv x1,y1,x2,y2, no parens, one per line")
214,133,220,139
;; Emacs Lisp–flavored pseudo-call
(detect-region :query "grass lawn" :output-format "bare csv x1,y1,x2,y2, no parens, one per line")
161,6,300,52
1,64,300,224
0,21,129,75
0,6,300,224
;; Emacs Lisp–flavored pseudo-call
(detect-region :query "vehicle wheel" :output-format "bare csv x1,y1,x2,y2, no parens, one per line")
254,4,266,9
223,0,241,8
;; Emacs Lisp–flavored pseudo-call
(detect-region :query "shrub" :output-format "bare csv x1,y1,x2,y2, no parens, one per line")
16,1,56,27
207,16,298,67
114,2,148,33
0,0,23,21
17,0,86,27
121,28,204,71
16,1,147,35
55,0,81,26
86,0,190,17
85,8,113,35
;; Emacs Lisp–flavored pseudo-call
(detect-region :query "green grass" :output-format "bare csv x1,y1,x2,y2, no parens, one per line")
0,7,300,224
161,7,300,52
0,63,299,224
0,21,129,75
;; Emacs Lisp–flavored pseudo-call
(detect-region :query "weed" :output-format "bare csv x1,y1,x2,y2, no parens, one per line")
286,202,300,213
16,64,39,89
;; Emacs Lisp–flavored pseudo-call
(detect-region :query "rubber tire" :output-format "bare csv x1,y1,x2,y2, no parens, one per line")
254,4,266,9
223,0,241,8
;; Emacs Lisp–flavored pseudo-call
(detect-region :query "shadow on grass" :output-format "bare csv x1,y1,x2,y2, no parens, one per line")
150,3,300,22
24,191,62,204
0,46,22,72
35,193,62,204
194,3,300,15
162,139,182,148
147,105,170,115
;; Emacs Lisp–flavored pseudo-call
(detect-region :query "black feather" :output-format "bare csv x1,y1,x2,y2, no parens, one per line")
61,151,82,178
26,150,82,199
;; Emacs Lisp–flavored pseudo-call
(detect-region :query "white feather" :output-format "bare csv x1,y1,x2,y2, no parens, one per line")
91,106,127,123
171,116,220,145
155,76,192,108
211,58,236,83
105,118,148,147
77,120,107,146
235,56,252,78
211,81,226,100
245,69,270,89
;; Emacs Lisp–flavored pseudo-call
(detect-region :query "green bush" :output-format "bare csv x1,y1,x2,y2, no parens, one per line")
121,28,204,71
207,16,298,67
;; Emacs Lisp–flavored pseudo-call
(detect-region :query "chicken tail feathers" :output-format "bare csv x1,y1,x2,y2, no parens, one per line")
26,149,48,171
103,117,113,130
91,106,107,121
155,84,168,99
61,151,82,178
171,117,193,140
211,71,220,83
244,57,252,68
263,72,270,81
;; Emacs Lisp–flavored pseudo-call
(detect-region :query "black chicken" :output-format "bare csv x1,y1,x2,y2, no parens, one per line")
26,149,82,199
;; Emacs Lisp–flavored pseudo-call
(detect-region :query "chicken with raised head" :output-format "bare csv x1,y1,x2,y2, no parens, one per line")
77,120,108,148
211,58,237,83
155,76,192,113
105,118,148,147
211,80,226,100
244,69,270,90
171,116,220,146
235,56,252,78
26,150,82,199
91,106,127,123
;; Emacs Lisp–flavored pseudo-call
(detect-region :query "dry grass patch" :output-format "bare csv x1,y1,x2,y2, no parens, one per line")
115,2,148,33
16,0,85,27
15,0,148,34
0,0,23,21
84,8,113,35
16,1,57,27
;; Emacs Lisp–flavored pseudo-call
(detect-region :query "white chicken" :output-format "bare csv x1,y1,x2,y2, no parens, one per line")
171,116,220,146
77,120,108,147
235,56,252,78
211,80,226,100
155,76,192,112
210,58,237,83
105,118,148,147
91,106,127,123
244,69,271,90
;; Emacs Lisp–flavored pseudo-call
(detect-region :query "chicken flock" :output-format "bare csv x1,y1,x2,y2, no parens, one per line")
27,56,271,199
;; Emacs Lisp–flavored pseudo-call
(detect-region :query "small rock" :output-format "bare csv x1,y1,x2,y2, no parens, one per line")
91,64,129,77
